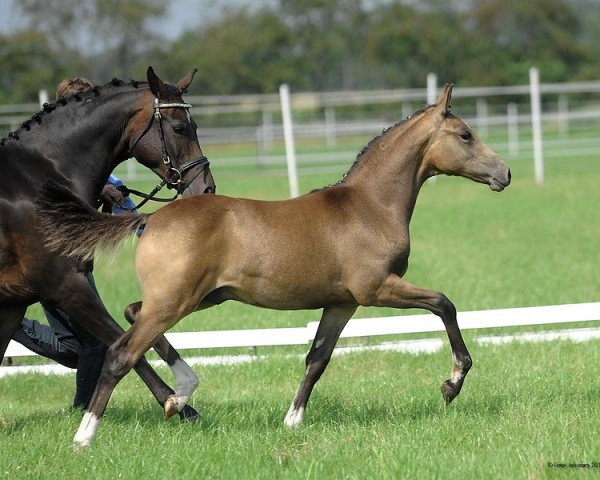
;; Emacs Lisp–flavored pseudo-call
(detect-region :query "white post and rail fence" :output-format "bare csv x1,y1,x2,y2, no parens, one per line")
278,67,552,196
5,67,595,198
3,302,600,375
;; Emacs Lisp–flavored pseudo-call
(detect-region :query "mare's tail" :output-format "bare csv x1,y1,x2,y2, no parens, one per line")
36,180,148,262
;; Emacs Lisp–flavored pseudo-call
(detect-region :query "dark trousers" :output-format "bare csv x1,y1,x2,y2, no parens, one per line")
12,272,108,409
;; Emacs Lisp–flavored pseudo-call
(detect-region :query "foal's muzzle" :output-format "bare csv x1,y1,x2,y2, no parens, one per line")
489,168,511,192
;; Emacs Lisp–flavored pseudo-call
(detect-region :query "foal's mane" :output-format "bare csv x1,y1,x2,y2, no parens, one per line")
318,104,432,190
0,79,149,146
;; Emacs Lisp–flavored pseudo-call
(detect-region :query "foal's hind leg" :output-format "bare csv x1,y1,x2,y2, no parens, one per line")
285,305,357,427
125,301,199,419
370,274,472,404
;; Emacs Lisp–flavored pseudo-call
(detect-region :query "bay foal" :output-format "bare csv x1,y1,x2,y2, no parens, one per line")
38,85,511,446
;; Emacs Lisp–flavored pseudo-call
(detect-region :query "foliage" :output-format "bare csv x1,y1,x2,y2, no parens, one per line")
461,0,588,84
4,0,166,100
157,8,297,95
1,0,599,101
0,30,85,103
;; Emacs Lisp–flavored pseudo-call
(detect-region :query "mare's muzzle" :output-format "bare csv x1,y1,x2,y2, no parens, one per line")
167,155,216,195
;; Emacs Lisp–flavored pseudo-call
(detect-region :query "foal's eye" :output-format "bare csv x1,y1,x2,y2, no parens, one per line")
172,123,186,135
459,130,472,141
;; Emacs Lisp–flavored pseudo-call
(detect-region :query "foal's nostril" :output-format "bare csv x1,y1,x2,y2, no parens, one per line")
507,169,512,183
204,186,216,194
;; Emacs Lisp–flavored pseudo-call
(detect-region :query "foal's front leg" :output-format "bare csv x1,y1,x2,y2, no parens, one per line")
369,274,472,404
285,305,357,427
74,302,196,447
54,281,199,419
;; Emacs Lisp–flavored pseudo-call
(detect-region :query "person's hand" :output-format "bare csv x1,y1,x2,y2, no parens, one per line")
99,184,123,205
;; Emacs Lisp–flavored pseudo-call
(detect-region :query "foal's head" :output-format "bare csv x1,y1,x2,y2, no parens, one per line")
419,84,511,191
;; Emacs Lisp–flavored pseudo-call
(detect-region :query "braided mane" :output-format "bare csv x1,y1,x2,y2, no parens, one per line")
0,79,149,146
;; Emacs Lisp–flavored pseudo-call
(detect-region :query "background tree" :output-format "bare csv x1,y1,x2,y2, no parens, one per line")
277,0,370,90
0,0,597,102
461,0,587,84
17,0,166,80
158,7,296,95
364,2,465,88
0,30,85,103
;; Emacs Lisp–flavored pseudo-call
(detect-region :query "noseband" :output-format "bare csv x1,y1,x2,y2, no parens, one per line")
126,97,212,209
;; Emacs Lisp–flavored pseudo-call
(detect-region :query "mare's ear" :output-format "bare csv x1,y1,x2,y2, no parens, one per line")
147,66,168,99
434,83,453,116
176,68,198,93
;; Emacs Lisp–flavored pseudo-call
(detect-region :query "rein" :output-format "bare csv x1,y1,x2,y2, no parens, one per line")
125,97,211,210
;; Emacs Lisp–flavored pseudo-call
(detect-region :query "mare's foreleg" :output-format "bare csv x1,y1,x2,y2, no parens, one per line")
0,306,28,362
124,301,199,419
285,305,357,427
369,274,471,404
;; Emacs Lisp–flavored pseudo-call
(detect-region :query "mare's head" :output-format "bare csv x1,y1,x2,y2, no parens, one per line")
418,84,511,191
127,67,216,195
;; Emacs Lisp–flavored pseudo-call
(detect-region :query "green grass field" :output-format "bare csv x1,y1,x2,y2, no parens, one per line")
2,340,600,479
2,130,600,478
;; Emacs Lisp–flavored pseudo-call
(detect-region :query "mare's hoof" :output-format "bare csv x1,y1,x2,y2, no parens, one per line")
179,405,200,422
164,395,179,420
441,380,459,405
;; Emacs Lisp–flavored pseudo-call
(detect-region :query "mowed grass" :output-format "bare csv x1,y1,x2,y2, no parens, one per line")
1,339,600,479
5,135,600,478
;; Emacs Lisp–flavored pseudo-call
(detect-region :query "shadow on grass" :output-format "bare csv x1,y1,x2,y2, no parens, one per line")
3,380,575,440
0,406,82,434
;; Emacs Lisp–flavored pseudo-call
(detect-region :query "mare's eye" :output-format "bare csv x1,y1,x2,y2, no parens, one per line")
173,123,186,135
459,130,472,141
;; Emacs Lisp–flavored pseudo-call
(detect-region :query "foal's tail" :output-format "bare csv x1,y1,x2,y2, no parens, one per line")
36,180,148,262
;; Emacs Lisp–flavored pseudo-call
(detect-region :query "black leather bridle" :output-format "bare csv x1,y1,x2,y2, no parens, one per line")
125,97,212,209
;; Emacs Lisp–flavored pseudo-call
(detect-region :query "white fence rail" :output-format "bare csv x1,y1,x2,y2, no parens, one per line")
5,302,600,358
2,73,599,192
2,76,599,155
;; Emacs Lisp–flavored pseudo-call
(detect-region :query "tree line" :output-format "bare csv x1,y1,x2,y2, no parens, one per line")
1,0,598,103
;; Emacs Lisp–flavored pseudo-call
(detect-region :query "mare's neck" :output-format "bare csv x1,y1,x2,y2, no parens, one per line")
19,101,133,203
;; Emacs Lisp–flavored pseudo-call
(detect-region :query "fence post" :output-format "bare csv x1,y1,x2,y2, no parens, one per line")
558,94,569,137
476,98,489,139
325,106,337,148
402,102,413,119
507,103,519,158
279,84,299,198
38,89,49,108
529,67,544,186
262,108,274,149
426,73,437,184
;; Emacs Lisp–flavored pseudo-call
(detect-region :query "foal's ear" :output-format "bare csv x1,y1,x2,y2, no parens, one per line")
434,83,454,115
176,68,198,93
147,66,168,99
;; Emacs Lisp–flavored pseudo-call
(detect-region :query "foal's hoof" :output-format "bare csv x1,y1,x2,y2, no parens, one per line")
441,380,459,405
179,405,200,422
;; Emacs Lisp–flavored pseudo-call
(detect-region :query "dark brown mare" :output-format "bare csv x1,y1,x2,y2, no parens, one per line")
0,67,215,421
38,84,510,446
